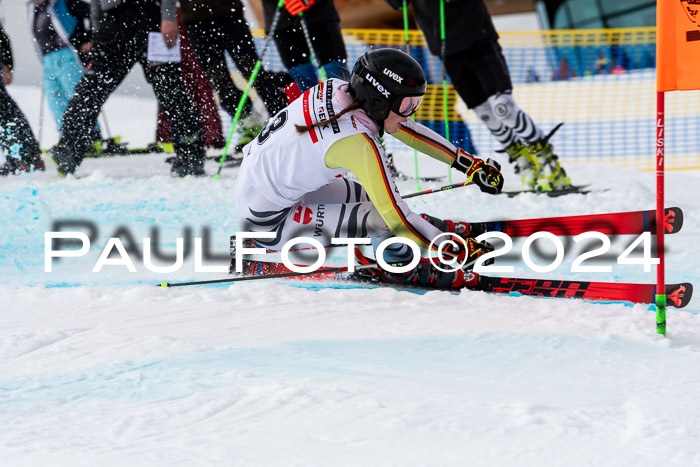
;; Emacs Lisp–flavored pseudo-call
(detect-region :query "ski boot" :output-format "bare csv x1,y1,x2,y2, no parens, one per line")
14,154,45,173
529,139,572,191
529,123,571,191
170,138,206,177
353,245,491,290
0,157,18,176
354,256,458,289
420,213,490,240
1,154,45,176
50,145,82,177
356,256,487,290
170,154,205,177
504,141,542,190
378,233,494,272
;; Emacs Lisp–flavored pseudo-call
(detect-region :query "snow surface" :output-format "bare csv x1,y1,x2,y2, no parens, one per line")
2,86,700,466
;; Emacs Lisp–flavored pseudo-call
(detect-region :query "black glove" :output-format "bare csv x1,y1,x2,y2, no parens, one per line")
436,234,495,272
452,148,504,195
385,0,409,11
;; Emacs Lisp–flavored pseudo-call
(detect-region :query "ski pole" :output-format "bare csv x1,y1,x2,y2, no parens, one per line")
37,86,45,148
439,0,452,184
402,0,422,192
403,180,473,199
100,110,112,140
298,12,327,81
159,262,377,288
214,0,285,180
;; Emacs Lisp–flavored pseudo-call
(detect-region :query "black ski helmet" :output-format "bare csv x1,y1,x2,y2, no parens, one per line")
349,48,427,122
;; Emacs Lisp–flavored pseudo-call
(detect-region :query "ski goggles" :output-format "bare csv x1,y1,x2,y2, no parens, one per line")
392,95,424,117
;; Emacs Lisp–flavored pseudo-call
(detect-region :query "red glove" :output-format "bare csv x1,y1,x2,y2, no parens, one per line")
284,0,315,15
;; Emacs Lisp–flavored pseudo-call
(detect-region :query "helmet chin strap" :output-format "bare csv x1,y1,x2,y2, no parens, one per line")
377,119,385,137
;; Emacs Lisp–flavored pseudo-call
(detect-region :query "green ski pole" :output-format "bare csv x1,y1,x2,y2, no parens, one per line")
439,0,452,184
298,12,327,81
214,0,285,180
402,0,421,191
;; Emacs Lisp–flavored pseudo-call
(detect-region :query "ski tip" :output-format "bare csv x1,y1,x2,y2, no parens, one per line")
651,207,684,234
665,207,684,234
159,282,170,288
665,282,693,308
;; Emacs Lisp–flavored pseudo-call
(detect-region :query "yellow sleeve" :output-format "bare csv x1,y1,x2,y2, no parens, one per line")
325,133,443,250
392,118,458,166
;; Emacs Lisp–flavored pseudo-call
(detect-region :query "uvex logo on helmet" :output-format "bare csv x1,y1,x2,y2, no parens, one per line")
366,73,391,98
383,68,403,83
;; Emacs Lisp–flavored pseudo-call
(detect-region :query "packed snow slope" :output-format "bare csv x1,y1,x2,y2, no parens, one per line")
1,86,700,466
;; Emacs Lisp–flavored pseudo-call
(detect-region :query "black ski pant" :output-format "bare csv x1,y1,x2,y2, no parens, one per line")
444,39,513,109
59,0,202,162
0,81,40,162
185,13,291,118
271,20,347,71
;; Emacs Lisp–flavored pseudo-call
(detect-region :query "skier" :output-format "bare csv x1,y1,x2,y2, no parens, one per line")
235,48,503,288
261,0,350,92
385,0,572,192
28,0,102,139
0,22,45,176
180,0,292,151
155,8,225,151
50,0,205,177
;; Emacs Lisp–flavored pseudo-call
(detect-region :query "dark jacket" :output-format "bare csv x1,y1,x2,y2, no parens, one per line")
179,0,244,23
411,0,498,57
29,0,92,56
0,23,12,71
64,0,91,49
262,0,340,34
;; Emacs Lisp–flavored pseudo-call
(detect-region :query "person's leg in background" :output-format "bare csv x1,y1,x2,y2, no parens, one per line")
45,48,101,141
51,5,140,175
308,20,350,81
0,80,43,175
448,41,571,190
144,61,204,176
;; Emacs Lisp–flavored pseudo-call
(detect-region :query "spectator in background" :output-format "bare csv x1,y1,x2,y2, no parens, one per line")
552,57,575,81
50,0,205,177
611,62,627,75
385,0,572,192
0,21,45,176
28,0,102,140
610,45,631,71
595,51,610,75
181,0,292,152
156,8,225,151
262,0,350,92
525,67,540,83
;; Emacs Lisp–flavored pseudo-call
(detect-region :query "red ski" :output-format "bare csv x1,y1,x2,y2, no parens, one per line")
466,207,683,237
239,259,693,309
477,276,692,308
229,207,684,258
